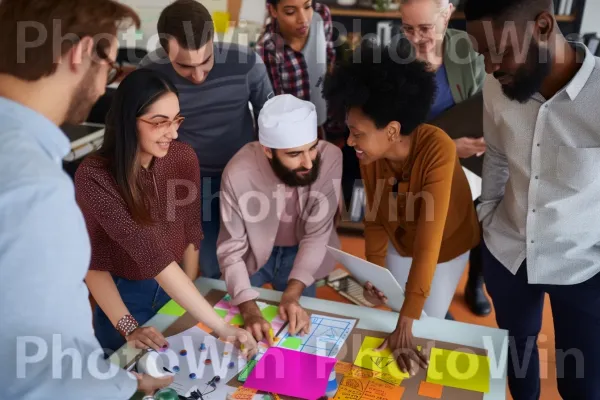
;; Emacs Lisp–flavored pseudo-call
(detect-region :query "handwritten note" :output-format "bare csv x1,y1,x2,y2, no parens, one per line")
377,372,404,386
334,376,405,400
335,361,353,375
350,366,381,379
229,386,257,399
354,337,410,380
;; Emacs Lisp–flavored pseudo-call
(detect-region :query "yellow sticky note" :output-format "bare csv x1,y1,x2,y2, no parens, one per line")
354,337,410,380
426,348,490,393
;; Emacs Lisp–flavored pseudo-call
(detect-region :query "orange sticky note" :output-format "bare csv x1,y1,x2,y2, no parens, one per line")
196,322,213,334
334,376,404,400
335,361,353,375
418,381,443,399
349,366,381,379
229,386,257,399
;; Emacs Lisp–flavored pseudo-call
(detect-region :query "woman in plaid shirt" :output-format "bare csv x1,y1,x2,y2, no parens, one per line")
256,0,336,138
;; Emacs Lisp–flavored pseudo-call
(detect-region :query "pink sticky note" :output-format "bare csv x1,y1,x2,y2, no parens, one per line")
245,347,336,400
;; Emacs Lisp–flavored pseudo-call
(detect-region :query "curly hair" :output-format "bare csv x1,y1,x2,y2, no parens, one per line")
323,40,437,135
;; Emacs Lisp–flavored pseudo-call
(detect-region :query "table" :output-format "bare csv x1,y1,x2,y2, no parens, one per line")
111,278,507,399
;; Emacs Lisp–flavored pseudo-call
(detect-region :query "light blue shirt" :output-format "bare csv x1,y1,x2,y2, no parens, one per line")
0,97,137,399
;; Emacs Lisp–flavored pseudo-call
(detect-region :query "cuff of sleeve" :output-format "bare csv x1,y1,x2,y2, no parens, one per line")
476,201,498,225
288,269,316,289
400,293,427,320
366,256,386,267
231,288,260,307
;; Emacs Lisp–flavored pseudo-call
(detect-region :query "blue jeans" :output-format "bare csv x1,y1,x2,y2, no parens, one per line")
94,276,170,354
482,240,600,400
249,246,316,296
200,174,222,279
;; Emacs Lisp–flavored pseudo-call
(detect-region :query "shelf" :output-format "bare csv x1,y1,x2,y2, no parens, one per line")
330,7,576,22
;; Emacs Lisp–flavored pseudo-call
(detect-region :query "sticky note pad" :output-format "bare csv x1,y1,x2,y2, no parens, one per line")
245,347,336,399
157,300,186,317
377,372,403,386
354,337,410,380
215,308,228,319
280,337,303,350
229,313,245,326
196,322,213,334
426,348,490,393
238,359,258,382
334,376,405,400
418,381,443,398
349,366,380,379
261,305,279,323
229,386,257,399
334,361,353,375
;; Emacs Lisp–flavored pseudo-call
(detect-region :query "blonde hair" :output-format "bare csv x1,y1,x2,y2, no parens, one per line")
400,0,451,10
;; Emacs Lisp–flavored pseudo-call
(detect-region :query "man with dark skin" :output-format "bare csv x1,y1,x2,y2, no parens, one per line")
465,0,600,398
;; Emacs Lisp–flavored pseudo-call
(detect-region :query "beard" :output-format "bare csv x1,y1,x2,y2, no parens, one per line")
270,151,321,187
494,42,552,103
64,67,102,124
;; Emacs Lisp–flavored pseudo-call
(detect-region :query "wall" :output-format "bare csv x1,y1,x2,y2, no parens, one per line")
581,0,600,34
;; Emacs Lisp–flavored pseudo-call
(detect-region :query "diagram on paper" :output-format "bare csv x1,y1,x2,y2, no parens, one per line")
275,314,356,358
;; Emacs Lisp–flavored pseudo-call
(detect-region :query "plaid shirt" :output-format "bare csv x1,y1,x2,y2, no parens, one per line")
255,3,335,102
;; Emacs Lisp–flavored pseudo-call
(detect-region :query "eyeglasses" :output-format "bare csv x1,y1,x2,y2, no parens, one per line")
138,116,186,132
96,46,122,85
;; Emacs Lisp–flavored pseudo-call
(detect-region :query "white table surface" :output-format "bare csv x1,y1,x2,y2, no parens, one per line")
111,277,507,400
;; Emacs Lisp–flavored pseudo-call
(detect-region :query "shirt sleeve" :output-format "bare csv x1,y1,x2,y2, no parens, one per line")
75,165,177,278
361,164,389,267
477,79,509,225
248,51,275,118
217,174,260,306
183,148,203,249
401,139,456,319
0,177,137,399
316,3,336,71
289,147,343,286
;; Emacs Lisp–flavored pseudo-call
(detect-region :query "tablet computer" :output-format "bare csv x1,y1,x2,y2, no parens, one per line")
326,246,427,317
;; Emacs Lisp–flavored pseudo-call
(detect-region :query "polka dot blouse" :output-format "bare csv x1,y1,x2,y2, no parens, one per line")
74,141,204,280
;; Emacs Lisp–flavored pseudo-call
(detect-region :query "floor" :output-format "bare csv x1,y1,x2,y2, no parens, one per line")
317,234,562,400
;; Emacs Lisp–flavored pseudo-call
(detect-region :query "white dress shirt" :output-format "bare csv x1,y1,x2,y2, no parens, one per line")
0,97,137,399
478,43,600,285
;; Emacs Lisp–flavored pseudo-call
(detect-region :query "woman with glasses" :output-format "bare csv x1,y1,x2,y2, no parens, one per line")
394,0,491,317
74,69,258,356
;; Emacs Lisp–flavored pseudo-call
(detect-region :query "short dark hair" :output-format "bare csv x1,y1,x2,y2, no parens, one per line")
323,40,436,135
96,69,178,225
157,0,214,52
464,0,553,22
0,0,139,81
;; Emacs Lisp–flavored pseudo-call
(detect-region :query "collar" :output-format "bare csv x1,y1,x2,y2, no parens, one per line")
564,42,596,101
0,97,70,163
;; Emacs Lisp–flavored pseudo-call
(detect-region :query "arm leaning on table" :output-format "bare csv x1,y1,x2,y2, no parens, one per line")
76,169,257,357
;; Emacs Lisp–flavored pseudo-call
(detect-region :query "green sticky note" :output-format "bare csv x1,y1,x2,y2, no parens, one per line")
215,308,228,319
157,300,186,317
261,305,279,323
229,313,245,326
223,294,232,301
426,348,491,393
238,359,258,382
281,337,303,350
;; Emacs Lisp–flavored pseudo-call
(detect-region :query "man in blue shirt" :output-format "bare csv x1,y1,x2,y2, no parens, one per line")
0,1,171,398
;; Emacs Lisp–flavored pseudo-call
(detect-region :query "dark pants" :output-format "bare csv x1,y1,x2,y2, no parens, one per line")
94,276,170,354
200,173,222,279
482,240,600,400
249,246,316,297
468,198,484,283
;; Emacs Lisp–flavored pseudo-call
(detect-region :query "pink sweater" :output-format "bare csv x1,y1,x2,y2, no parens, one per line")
217,141,342,305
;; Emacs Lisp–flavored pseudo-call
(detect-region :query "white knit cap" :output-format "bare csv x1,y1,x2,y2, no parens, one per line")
258,94,318,149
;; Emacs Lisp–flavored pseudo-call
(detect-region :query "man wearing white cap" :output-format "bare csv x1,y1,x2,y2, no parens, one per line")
217,94,342,342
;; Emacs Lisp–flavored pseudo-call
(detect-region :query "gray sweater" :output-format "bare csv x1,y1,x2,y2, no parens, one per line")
140,43,274,176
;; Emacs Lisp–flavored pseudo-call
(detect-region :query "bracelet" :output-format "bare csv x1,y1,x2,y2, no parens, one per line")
116,314,139,337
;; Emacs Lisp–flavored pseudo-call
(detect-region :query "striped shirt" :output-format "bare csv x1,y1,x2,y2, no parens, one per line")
140,43,274,176
479,43,600,285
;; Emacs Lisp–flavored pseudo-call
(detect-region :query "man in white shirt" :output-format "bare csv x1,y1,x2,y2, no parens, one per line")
465,0,600,399
0,1,171,398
